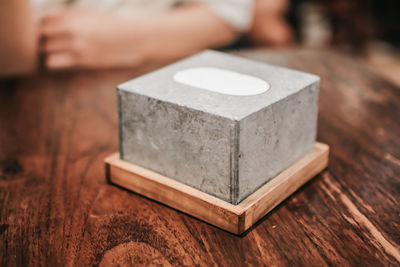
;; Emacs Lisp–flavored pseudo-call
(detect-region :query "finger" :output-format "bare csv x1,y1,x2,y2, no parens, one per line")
45,52,76,70
40,11,73,38
40,21,72,38
40,9,69,24
40,36,72,53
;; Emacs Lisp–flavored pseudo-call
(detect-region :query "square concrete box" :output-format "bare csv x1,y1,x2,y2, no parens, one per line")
117,50,320,204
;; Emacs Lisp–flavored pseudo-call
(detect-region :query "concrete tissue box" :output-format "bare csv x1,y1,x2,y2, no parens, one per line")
105,50,329,234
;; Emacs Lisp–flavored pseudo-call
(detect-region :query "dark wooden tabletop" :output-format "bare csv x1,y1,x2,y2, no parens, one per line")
1,49,399,266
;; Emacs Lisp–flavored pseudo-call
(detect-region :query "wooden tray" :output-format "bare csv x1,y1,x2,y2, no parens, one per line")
105,142,329,234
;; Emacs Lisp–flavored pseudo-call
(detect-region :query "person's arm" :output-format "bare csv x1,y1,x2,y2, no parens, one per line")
39,3,239,70
133,3,239,64
245,0,293,46
0,0,38,76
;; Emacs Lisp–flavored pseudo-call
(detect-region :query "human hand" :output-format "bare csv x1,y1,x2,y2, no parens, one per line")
39,4,238,71
39,9,146,70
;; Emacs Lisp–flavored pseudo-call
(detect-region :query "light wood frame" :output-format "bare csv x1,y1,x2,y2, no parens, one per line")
105,142,329,234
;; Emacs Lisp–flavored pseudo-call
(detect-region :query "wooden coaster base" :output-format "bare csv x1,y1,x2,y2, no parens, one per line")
105,142,329,234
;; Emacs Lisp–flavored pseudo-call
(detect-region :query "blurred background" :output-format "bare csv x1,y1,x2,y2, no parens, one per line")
270,0,400,85
1,0,399,85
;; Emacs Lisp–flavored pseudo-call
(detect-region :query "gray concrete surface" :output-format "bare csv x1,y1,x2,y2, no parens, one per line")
118,50,320,204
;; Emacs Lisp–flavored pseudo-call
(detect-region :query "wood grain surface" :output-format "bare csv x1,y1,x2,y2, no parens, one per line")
1,49,399,266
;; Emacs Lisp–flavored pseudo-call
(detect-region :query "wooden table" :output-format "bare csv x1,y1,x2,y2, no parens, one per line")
1,49,399,266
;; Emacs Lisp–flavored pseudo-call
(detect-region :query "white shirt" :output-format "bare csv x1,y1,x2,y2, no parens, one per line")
32,0,253,32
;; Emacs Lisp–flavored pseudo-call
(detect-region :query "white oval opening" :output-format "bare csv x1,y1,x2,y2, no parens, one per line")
173,67,269,96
